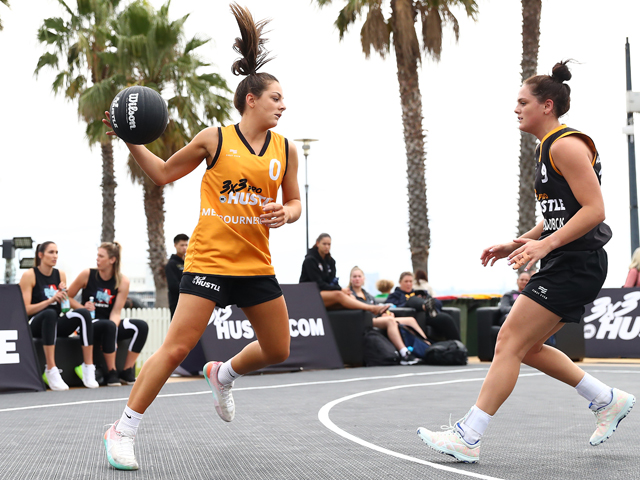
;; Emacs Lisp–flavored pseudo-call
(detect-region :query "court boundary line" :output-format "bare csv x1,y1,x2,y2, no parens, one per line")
317,372,547,480
0,368,488,413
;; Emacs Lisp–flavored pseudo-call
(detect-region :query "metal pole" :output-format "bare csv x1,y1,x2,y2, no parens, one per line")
304,152,309,251
626,38,639,255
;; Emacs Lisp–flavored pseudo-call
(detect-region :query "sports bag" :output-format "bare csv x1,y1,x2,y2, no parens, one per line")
363,329,400,366
423,340,468,366
398,324,431,359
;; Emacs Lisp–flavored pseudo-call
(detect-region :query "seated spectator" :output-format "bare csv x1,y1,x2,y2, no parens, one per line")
299,233,389,316
387,271,461,341
349,267,426,365
623,247,640,287
375,279,394,302
498,271,532,325
18,241,98,390
68,242,149,386
414,269,435,297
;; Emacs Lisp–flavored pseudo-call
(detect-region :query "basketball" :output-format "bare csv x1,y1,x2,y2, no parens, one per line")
109,86,168,145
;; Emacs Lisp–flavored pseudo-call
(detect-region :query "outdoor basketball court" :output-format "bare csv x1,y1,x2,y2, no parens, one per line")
1,362,638,480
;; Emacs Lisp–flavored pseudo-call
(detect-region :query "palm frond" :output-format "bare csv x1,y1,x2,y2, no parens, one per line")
360,4,390,58
34,52,60,76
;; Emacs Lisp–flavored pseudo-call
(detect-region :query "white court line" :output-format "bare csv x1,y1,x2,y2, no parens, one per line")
0,368,488,413
318,373,547,480
2,365,636,414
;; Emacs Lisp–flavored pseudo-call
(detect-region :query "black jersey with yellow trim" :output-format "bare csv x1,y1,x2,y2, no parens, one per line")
534,125,611,252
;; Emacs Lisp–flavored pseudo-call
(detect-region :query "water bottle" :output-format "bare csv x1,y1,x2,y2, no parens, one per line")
61,288,70,314
89,296,95,319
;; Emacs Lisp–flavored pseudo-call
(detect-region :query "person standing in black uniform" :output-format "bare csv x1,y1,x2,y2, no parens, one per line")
68,242,149,386
417,61,634,464
165,234,189,319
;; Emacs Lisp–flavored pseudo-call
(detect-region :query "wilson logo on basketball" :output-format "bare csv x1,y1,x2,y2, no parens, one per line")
127,92,139,129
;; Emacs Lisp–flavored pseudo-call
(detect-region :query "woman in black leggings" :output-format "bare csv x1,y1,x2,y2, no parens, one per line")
68,242,148,386
18,241,98,390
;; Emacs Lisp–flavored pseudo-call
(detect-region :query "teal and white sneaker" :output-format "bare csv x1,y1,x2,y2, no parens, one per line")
417,422,480,463
204,361,235,422
103,421,139,470
589,388,635,446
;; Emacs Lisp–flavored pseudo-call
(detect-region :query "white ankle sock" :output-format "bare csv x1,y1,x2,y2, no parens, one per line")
575,373,612,407
217,360,241,385
116,406,143,436
458,405,492,444
399,347,409,357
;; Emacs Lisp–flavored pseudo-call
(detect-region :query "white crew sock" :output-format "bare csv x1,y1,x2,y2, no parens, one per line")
575,373,612,407
457,405,492,445
399,347,409,357
217,360,241,386
116,406,144,436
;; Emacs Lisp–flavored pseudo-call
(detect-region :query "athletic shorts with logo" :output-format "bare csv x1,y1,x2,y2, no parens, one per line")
520,248,607,323
179,272,282,308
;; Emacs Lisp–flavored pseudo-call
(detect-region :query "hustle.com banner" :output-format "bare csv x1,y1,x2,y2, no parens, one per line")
199,283,344,372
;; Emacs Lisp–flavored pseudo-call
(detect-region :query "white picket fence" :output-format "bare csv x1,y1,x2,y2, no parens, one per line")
122,308,171,367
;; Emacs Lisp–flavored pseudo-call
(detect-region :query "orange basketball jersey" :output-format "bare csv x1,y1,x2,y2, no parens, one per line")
184,124,289,276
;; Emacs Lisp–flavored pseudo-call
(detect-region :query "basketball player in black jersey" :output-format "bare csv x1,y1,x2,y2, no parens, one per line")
417,61,635,463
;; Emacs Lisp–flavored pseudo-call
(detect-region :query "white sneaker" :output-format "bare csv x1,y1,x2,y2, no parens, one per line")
417,421,480,463
75,363,100,389
104,421,139,470
204,361,235,422
43,366,69,391
589,388,635,446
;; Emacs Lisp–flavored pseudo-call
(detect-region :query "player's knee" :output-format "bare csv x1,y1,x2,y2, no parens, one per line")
264,344,289,364
164,343,191,366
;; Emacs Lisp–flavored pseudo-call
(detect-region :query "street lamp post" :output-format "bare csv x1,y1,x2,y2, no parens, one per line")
294,138,318,252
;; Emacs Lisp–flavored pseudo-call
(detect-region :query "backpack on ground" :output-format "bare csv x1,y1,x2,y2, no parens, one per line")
423,340,468,366
398,324,431,359
363,329,400,366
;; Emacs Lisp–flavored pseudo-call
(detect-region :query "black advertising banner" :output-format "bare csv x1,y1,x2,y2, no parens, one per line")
583,288,640,358
0,285,46,393
199,283,343,372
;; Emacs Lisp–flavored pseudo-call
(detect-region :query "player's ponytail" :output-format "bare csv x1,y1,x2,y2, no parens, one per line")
230,2,278,115
524,60,573,118
100,241,123,289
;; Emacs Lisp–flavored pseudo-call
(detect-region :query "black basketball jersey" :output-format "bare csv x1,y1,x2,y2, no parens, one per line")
32,267,62,315
82,269,118,319
534,125,612,251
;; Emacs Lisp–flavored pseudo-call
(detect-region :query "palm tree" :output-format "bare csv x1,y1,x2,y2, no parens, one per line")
318,0,478,274
516,0,542,238
0,0,10,31
35,0,122,243
95,1,232,307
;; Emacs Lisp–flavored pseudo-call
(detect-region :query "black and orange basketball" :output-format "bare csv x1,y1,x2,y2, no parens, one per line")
109,86,168,145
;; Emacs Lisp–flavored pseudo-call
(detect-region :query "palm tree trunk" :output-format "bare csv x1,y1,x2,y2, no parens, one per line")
142,178,168,308
391,0,430,274
100,140,116,243
517,0,542,237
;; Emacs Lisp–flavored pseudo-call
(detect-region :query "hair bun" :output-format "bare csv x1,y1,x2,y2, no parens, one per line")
551,60,572,83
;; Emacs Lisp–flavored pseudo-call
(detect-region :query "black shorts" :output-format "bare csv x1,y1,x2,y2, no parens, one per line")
179,273,283,308
520,248,607,323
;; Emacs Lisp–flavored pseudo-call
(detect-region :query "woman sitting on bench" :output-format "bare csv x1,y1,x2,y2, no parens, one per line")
349,266,426,365
19,241,98,390
68,242,148,386
299,233,389,316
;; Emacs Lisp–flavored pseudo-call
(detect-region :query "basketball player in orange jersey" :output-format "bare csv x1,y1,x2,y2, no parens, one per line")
416,61,634,464
101,4,301,470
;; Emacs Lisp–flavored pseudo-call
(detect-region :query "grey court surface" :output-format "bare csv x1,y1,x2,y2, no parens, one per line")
1,362,639,480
